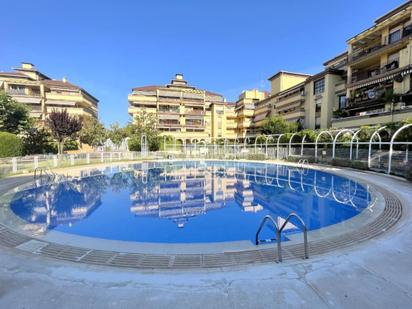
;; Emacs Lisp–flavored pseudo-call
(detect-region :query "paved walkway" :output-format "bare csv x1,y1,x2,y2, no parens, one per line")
0,169,412,308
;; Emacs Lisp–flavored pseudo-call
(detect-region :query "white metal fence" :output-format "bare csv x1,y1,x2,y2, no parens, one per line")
1,125,411,178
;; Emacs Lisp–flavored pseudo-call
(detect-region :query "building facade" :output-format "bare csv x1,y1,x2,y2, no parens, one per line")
0,63,98,120
128,74,237,143
332,0,412,128
234,89,268,138
127,1,412,139
256,1,412,132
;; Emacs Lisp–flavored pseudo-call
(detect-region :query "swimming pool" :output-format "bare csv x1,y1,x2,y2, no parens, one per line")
9,161,371,244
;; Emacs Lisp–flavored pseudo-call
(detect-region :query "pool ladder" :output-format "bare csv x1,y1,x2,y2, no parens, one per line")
255,213,309,262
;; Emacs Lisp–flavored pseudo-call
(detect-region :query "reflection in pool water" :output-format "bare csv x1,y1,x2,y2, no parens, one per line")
9,161,372,243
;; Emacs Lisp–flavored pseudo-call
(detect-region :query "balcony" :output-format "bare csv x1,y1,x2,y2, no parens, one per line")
158,121,180,128
349,64,412,89
351,61,399,84
349,25,412,63
185,109,204,116
158,109,179,114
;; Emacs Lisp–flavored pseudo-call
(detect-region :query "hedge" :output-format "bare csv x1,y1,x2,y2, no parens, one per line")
0,131,23,158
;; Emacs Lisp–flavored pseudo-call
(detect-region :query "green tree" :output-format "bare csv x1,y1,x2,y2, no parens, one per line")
0,131,23,157
22,127,56,155
261,116,298,135
79,116,107,148
127,111,160,151
107,122,127,146
0,91,31,134
47,109,82,154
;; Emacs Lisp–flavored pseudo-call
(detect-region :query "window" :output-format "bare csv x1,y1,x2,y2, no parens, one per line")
315,118,321,130
314,79,325,95
339,95,347,109
389,29,401,44
9,85,26,95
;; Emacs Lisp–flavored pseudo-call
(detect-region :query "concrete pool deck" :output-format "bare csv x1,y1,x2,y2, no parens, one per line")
0,163,412,308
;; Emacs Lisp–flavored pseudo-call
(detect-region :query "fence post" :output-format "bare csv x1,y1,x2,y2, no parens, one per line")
12,157,17,173
110,153,113,162
101,152,104,163
53,155,58,167
34,156,39,169
70,155,75,166
86,153,90,164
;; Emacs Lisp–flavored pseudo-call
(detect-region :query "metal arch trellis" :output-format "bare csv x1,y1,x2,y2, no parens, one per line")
141,134,148,156
332,129,354,159
367,126,388,169
276,134,285,160
349,128,369,160
265,135,274,158
388,123,412,174
288,133,306,157
315,130,334,161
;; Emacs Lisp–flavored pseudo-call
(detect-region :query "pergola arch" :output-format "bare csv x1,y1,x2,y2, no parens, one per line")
388,123,412,174
367,126,390,168
332,129,354,159
288,133,298,157
276,134,285,160
349,127,371,160
315,130,334,161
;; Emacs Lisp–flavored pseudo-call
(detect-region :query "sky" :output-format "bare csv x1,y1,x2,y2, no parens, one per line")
0,0,406,126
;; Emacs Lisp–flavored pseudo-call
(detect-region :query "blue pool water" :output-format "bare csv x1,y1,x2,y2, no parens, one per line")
9,161,371,244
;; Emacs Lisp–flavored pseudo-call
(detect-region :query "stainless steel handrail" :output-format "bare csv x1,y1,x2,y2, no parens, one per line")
278,212,308,262
255,215,279,246
255,212,309,262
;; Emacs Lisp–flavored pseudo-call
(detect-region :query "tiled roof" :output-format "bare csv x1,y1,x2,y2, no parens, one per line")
42,79,80,90
0,71,31,79
132,85,162,92
132,85,223,97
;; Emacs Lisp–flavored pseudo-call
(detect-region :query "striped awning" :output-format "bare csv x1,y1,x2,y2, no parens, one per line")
14,96,42,104
348,65,412,90
254,112,268,122
46,100,77,106
276,101,302,112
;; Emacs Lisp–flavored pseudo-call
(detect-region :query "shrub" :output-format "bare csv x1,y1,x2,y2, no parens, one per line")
405,163,412,181
351,160,369,170
331,158,352,168
22,128,56,155
247,153,266,161
128,136,141,151
0,132,23,157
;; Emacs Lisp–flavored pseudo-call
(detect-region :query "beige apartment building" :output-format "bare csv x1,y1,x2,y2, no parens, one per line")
0,62,98,120
127,1,412,139
234,89,268,137
332,0,412,128
254,1,412,132
128,74,237,143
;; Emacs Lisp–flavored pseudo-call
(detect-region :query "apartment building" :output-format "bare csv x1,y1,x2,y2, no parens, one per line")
268,71,310,128
0,62,98,120
257,1,412,131
332,1,412,128
235,89,268,137
128,74,235,142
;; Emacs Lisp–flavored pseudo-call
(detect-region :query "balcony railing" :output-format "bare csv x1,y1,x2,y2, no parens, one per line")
186,110,204,115
7,89,26,95
351,60,399,83
158,122,180,127
349,26,412,63
158,110,179,114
